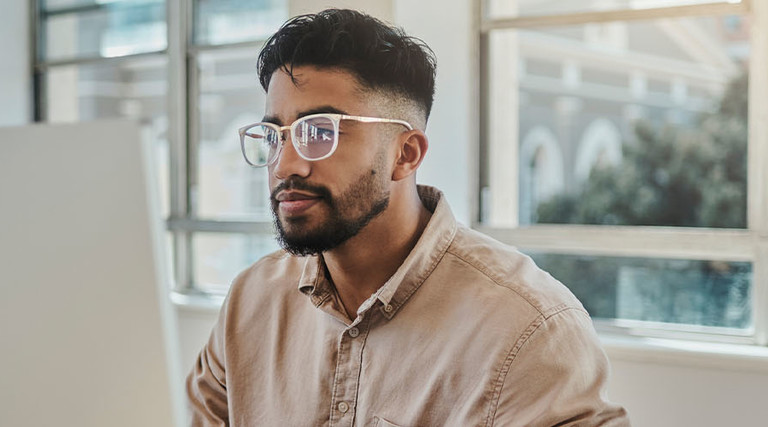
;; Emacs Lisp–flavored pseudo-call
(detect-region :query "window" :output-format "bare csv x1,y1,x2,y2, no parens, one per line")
480,0,767,344
33,0,287,295
34,0,171,216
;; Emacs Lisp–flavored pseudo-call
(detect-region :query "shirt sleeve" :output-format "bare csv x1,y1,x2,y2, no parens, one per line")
490,307,630,427
186,297,230,427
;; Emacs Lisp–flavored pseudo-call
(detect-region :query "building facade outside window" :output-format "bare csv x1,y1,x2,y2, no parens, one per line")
480,0,768,345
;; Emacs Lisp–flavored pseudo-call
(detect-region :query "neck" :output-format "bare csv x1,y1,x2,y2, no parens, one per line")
322,186,431,320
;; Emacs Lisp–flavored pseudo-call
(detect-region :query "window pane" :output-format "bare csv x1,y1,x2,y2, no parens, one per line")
193,233,280,294
43,0,161,11
195,48,271,220
529,252,752,330
485,0,743,19
43,0,166,61
194,0,287,46
484,15,749,228
45,56,170,217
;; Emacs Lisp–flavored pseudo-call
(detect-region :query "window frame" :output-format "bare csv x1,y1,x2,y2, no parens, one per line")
167,0,280,295
31,0,282,297
478,0,768,346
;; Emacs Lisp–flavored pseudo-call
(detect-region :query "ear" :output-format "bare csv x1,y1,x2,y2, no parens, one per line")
391,130,429,181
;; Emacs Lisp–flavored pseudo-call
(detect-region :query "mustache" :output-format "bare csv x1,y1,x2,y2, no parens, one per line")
270,177,333,202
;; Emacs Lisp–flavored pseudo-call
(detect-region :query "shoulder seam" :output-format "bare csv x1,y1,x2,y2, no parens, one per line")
444,248,544,315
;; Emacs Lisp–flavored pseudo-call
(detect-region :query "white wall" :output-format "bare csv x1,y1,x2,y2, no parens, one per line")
176,306,220,373
394,0,474,225
610,359,768,426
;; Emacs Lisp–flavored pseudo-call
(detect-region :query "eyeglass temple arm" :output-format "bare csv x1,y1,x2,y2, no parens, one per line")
341,115,413,130
240,124,291,138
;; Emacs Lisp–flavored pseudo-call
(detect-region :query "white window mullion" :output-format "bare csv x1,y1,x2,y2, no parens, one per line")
755,244,768,346
167,0,191,291
486,29,520,227
748,0,768,346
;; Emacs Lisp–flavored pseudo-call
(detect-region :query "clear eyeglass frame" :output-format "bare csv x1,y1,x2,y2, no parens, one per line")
238,113,413,167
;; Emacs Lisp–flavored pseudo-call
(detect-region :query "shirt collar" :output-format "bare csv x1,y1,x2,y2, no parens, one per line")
297,185,457,318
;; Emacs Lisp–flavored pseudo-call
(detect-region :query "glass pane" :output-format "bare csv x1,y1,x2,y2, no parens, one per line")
195,47,271,220
194,0,287,46
45,56,170,217
193,233,280,294
43,0,162,11
484,15,749,228
529,253,752,330
485,0,743,19
43,0,166,61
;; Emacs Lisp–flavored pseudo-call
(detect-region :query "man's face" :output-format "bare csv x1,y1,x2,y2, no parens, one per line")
264,66,394,255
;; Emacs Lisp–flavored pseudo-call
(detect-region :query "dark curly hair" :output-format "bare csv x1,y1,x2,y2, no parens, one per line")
257,9,437,121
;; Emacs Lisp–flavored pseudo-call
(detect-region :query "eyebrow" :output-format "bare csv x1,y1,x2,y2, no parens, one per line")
261,105,351,125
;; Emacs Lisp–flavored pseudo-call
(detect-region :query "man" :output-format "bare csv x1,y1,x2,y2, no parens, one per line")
187,9,629,426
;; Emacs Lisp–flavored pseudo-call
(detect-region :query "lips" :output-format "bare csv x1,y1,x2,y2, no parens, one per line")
276,191,320,202
276,191,322,215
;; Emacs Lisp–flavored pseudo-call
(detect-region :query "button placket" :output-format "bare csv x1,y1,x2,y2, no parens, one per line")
329,316,371,426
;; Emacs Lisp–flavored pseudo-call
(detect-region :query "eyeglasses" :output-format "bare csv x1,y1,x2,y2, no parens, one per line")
238,113,413,167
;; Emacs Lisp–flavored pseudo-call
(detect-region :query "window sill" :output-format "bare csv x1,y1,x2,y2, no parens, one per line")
170,290,224,314
169,291,768,373
601,334,768,374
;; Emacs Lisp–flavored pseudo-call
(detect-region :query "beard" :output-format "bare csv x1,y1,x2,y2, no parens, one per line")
270,156,390,256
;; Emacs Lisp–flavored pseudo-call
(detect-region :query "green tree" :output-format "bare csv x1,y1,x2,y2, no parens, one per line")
532,72,750,328
537,72,748,228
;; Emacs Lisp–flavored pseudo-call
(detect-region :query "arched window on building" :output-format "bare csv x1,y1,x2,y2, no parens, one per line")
575,118,622,184
519,126,564,224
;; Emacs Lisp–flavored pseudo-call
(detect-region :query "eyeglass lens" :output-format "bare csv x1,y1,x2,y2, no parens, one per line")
295,116,336,159
242,124,280,166
242,116,337,166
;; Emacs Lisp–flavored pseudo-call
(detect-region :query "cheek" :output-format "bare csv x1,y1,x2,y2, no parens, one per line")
267,170,278,191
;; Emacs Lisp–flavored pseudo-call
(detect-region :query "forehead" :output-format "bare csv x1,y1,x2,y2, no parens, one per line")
265,66,377,123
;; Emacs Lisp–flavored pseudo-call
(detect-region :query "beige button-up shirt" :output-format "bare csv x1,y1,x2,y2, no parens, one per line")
187,186,629,426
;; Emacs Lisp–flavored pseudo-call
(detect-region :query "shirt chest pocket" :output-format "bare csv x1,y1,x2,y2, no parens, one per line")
373,416,404,427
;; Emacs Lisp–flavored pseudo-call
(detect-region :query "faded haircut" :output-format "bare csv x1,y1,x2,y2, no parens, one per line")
257,9,437,122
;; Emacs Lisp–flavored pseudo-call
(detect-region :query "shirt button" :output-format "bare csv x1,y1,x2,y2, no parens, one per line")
384,304,393,313
348,327,359,338
338,401,350,413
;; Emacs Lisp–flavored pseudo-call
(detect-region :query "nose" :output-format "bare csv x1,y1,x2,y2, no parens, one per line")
271,130,311,179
